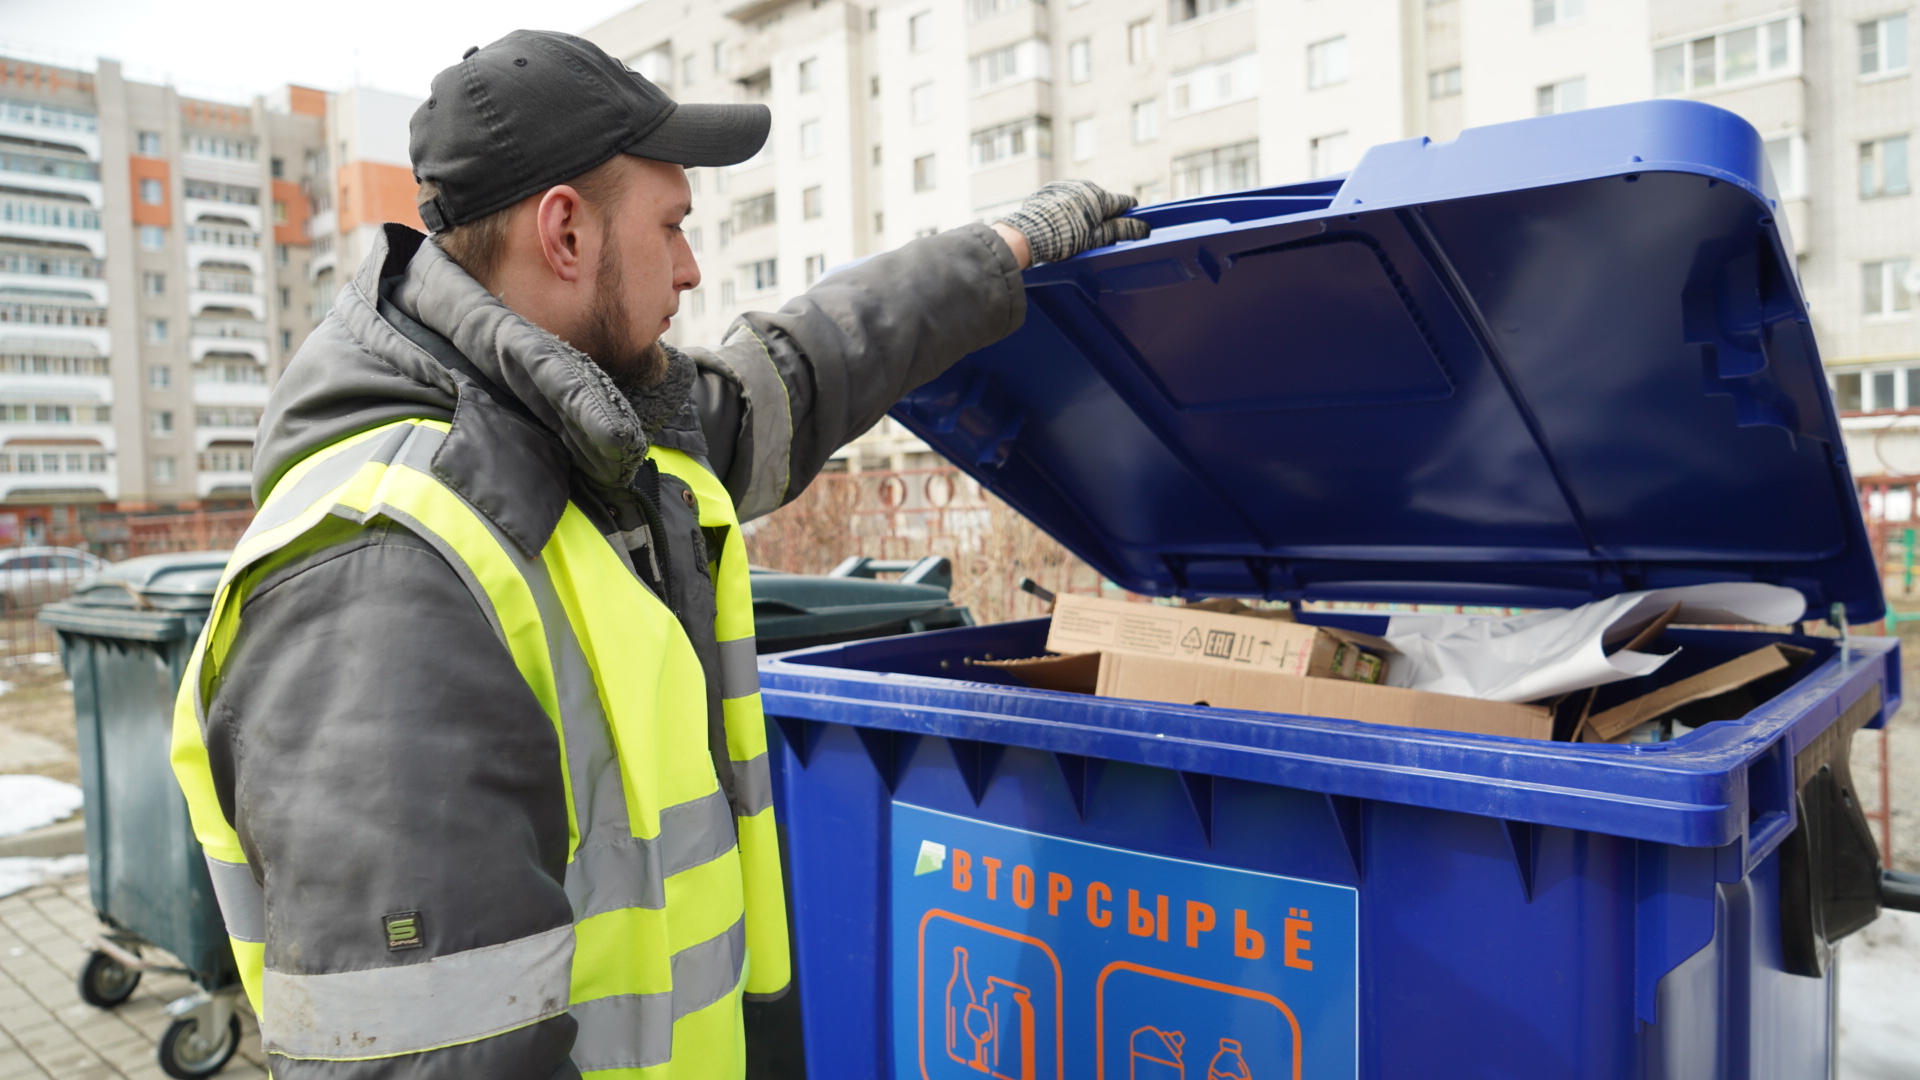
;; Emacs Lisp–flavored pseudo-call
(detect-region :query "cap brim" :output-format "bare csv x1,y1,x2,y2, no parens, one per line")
626,103,771,167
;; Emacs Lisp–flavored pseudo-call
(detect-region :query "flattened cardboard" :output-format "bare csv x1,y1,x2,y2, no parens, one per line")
971,652,1101,694
1046,593,1391,684
1580,643,1814,743
1097,652,1554,740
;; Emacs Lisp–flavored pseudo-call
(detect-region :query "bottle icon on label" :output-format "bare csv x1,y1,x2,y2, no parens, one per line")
942,946,1036,1080
1129,1026,1186,1079
1207,1038,1252,1080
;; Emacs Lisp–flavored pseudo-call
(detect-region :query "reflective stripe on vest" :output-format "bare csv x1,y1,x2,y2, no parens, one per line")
169,419,789,1076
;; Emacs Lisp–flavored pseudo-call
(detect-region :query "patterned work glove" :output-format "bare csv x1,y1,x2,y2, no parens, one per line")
996,180,1150,264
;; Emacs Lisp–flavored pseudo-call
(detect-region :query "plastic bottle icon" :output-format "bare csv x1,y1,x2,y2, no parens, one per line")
1130,1026,1186,1080
1207,1038,1252,1080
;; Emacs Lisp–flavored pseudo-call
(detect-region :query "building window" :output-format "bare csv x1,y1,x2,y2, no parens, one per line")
805,253,827,285
143,272,164,296
1864,258,1914,316
689,226,703,253
272,200,287,224
1128,19,1154,65
909,11,933,52
136,131,161,156
1429,66,1462,98
1134,180,1164,206
970,40,1051,92
1131,99,1159,143
280,329,292,351
720,280,736,305
139,178,163,205
152,457,175,484
1833,364,1920,412
1169,52,1257,117
278,286,290,307
799,120,822,158
870,75,880,97
712,41,729,76
1071,116,1097,162
799,57,820,92
915,226,940,239
914,154,937,191
1172,0,1246,23
1309,132,1351,178
149,366,170,389
803,185,824,219
1307,36,1348,89
911,83,936,124
1536,77,1586,115
970,117,1052,168
1656,18,1798,95
1172,140,1259,199
1861,13,1911,76
270,156,284,179
146,318,167,343
873,144,883,166
1766,133,1806,200
1069,39,1092,84
150,410,173,435
966,0,1029,20
874,211,885,234
734,192,777,232
1532,0,1583,28
1861,136,1912,199
689,289,705,317
745,258,778,293
684,55,698,85
630,44,671,85
719,220,733,247
276,243,289,264
140,225,164,251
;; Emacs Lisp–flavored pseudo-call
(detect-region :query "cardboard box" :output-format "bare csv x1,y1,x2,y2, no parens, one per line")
1095,652,1555,740
1578,642,1814,743
1045,593,1390,684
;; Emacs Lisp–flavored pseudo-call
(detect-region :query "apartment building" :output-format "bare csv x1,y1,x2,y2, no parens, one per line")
0,54,326,520
588,0,1915,477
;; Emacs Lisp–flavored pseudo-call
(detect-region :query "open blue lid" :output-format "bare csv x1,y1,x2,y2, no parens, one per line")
893,100,1883,622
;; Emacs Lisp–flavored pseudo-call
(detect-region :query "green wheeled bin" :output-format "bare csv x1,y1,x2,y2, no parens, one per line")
40,552,244,1079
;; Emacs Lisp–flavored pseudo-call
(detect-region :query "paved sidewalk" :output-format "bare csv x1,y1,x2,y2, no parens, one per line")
0,875,266,1080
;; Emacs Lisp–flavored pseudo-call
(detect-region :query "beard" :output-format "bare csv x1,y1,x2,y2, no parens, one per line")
572,240,669,395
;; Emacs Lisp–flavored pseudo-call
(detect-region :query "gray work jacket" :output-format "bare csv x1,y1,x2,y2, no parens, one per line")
207,222,1024,1079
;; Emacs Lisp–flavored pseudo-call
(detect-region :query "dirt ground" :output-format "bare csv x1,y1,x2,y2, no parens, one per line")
0,659,77,786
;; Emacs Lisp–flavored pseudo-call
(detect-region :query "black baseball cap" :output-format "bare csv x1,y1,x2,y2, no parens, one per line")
410,29,771,232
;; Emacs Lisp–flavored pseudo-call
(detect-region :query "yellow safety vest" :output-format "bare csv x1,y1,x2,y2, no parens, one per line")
170,418,789,1078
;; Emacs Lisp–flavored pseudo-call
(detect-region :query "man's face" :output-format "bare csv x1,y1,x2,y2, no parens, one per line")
573,157,700,392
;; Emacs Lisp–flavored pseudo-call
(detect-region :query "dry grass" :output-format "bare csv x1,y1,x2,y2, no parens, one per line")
744,467,1109,625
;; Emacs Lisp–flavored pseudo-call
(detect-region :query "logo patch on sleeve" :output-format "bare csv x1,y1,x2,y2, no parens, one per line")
383,911,423,951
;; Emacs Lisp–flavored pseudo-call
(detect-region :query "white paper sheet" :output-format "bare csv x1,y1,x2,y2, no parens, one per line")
1380,582,1808,703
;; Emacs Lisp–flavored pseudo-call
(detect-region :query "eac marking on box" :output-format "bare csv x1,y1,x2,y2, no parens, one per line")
891,803,1358,1080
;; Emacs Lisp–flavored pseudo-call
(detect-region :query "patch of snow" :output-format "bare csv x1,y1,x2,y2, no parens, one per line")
0,680,13,697
1839,908,1920,1079
4,653,56,667
0,774,81,836
0,854,85,898
60,680,71,691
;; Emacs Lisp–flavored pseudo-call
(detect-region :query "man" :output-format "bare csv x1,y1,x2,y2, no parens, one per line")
170,29,1146,1079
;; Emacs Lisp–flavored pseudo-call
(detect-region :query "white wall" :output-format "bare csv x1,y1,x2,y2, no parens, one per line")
1258,0,1408,188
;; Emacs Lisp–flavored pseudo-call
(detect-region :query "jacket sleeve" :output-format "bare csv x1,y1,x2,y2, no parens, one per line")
689,222,1025,520
205,522,580,1080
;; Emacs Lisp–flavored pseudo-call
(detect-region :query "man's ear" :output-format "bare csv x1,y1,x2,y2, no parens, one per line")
534,185,589,283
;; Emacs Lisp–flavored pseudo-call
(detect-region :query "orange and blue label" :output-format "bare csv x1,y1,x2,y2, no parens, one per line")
892,803,1358,1080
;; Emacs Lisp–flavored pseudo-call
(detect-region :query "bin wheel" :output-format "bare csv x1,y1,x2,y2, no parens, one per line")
157,1013,240,1078
77,950,140,1008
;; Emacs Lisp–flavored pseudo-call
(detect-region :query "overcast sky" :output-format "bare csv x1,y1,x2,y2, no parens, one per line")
0,0,644,103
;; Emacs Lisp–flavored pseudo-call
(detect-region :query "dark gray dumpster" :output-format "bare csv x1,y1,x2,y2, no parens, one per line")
41,552,243,1079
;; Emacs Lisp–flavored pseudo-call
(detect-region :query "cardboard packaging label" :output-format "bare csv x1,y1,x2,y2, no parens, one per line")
1045,594,1390,684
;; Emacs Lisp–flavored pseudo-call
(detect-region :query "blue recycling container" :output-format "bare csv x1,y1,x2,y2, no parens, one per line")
758,100,1898,1079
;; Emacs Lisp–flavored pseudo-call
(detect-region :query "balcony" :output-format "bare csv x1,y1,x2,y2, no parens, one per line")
195,440,253,497
0,196,104,257
186,222,263,275
0,245,105,305
0,372,111,409
0,297,110,356
185,197,263,232
189,269,263,318
0,146,102,208
0,101,100,160
0,440,117,500
189,317,268,362
193,361,271,407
